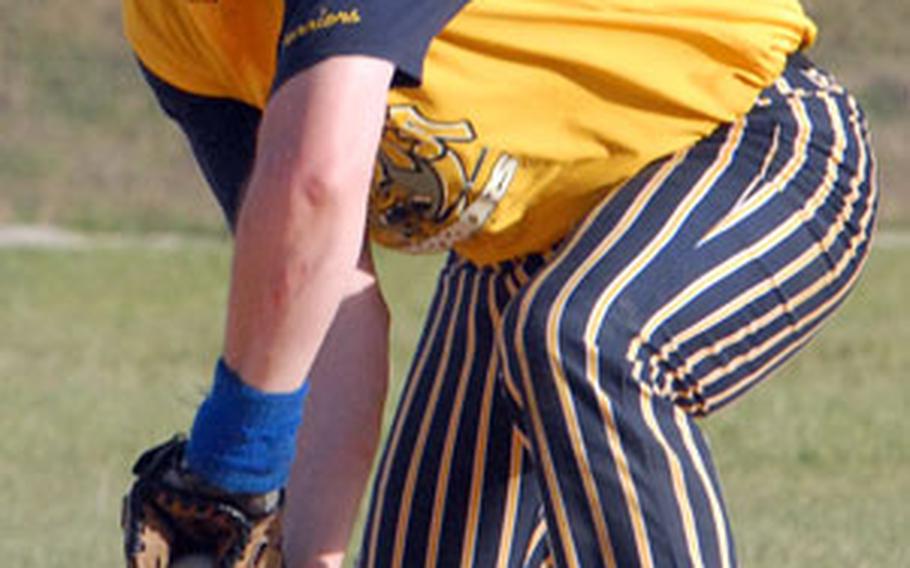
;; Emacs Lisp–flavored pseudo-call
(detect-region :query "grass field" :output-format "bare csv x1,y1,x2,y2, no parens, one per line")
0,238,907,566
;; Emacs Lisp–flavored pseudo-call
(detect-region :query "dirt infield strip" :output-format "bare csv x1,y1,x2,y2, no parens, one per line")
0,225,226,250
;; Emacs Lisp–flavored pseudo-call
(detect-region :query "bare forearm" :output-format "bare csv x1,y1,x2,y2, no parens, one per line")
224,173,367,392
283,260,389,567
221,57,394,393
208,56,394,564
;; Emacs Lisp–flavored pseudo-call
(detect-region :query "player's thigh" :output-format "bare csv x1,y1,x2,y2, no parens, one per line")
629,57,879,415
505,53,877,417
358,255,550,568
495,54,877,567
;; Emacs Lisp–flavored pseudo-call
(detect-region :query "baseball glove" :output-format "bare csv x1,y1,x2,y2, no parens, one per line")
121,435,284,567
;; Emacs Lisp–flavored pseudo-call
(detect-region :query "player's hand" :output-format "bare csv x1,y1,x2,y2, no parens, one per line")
121,435,284,567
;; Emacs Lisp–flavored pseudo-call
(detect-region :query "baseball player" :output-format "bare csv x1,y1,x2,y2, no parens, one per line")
120,0,878,566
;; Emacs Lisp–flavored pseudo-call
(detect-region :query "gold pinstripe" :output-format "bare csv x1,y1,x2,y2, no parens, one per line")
628,89,814,384
638,391,706,566
702,241,870,411
495,430,528,568
696,111,875,408
652,200,848,398
426,275,483,568
365,274,455,566
522,517,550,567
697,120,782,246
502,331,582,567
773,77,846,100
502,253,559,411
697,76,809,246
539,332,618,567
627,127,822,384
662,221,853,396
501,371,526,412
504,274,521,296
461,276,506,568
507,154,687,567
700,104,876,411
500,269,526,410
652,91,874,411
542,251,640,565
569,121,746,564
363,65,875,568
391,272,470,568
678,205,872,411
504,309,587,567
514,263,533,288
628,88,839,395
674,411,732,567
605,118,747,388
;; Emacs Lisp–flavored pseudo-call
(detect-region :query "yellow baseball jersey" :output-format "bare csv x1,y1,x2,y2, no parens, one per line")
124,0,816,264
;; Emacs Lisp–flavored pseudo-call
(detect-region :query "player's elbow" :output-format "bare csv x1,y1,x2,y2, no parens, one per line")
284,163,363,217
247,145,367,216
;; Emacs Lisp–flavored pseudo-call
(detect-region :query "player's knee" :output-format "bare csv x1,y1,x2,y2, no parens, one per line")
497,291,551,398
499,292,544,354
499,292,639,397
498,292,610,382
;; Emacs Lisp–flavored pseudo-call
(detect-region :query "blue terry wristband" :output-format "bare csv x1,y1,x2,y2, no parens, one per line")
185,359,309,494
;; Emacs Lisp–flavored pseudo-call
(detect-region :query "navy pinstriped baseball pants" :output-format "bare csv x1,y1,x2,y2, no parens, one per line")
358,55,878,567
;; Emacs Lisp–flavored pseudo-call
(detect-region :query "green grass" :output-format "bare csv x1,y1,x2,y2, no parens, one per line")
799,0,910,224
0,241,907,566
704,243,910,566
0,243,439,566
0,244,227,566
0,0,218,233
2,1,908,563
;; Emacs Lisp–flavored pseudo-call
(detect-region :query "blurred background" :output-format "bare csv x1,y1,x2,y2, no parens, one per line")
1,1,908,566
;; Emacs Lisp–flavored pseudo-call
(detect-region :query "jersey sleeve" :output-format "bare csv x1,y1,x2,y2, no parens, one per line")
274,0,467,92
